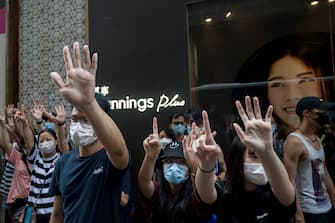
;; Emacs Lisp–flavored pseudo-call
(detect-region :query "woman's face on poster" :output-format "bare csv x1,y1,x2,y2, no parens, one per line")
267,55,321,129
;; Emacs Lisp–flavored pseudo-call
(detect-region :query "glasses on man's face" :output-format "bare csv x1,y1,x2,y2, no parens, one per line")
71,116,89,124
172,121,185,125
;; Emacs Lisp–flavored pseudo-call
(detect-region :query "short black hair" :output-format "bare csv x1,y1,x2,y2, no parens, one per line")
168,113,185,124
38,128,57,141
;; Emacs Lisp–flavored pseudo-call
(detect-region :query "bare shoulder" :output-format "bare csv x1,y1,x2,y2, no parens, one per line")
284,134,306,158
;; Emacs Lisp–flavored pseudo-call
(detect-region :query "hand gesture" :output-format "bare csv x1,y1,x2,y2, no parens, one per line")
50,42,98,109
143,117,161,161
233,96,273,156
182,123,200,173
15,104,28,122
6,117,15,132
6,104,15,118
193,111,220,169
31,100,45,121
53,105,66,125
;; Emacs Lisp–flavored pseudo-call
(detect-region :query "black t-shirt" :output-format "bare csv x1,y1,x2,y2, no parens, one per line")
49,148,129,223
213,182,296,223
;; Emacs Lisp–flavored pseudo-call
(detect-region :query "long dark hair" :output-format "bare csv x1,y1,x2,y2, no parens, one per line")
153,166,194,222
223,136,246,201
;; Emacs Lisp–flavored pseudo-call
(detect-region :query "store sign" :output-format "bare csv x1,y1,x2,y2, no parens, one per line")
95,86,185,112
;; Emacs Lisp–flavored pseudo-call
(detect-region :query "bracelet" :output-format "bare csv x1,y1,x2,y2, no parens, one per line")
36,120,43,125
198,164,215,173
191,173,196,178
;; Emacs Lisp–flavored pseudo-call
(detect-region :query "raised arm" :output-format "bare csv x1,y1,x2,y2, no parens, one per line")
138,117,161,199
16,104,35,154
234,96,295,206
194,111,220,204
50,42,128,169
31,100,45,132
54,105,69,153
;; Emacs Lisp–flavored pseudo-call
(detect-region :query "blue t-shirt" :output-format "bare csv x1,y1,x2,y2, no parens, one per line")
49,148,129,223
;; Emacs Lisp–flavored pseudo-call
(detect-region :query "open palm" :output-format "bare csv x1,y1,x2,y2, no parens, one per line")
234,96,273,155
50,42,98,109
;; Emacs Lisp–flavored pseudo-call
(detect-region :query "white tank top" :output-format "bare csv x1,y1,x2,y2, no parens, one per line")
289,132,331,214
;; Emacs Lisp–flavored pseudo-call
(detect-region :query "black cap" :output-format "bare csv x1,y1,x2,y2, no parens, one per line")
296,96,335,117
159,141,185,160
95,93,111,116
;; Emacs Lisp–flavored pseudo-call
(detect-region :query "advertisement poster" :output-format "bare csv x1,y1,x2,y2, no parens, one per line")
187,1,335,166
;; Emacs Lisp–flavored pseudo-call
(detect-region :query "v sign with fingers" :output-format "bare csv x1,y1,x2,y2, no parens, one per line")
194,111,220,205
50,42,97,110
233,96,273,157
138,117,163,199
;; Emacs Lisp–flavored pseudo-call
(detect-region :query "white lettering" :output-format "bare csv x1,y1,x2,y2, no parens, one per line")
107,94,185,113
156,94,185,112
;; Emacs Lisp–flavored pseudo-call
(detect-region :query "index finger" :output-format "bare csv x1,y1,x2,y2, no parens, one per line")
202,110,212,136
152,117,158,135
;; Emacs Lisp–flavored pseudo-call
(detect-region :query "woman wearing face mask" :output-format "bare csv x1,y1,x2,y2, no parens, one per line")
194,96,296,223
22,128,67,223
137,117,212,223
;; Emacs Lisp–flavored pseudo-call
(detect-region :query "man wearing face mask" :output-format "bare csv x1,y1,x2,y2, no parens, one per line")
284,96,335,223
137,117,212,223
49,42,129,223
169,113,186,142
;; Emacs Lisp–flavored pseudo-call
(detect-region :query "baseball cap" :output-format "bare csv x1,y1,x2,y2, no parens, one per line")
159,141,185,160
296,96,335,117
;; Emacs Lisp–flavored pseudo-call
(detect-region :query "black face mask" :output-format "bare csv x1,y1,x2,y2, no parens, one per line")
313,112,330,126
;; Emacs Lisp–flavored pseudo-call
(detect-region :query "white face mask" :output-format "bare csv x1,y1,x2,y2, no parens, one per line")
244,162,268,185
160,138,172,150
70,122,97,147
39,141,56,154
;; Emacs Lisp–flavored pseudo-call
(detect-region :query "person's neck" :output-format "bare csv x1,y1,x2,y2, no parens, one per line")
297,121,318,137
79,140,104,157
42,151,57,159
244,180,257,191
169,183,183,194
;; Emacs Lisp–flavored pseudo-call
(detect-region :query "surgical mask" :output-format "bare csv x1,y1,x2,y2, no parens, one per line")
163,163,189,184
70,122,97,146
244,162,268,185
160,138,172,150
172,124,185,136
39,141,56,154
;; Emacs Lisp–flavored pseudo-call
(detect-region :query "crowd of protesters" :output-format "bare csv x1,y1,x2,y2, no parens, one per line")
0,42,335,223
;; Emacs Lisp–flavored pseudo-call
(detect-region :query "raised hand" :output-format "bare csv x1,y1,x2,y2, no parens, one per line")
233,96,273,156
31,100,45,121
50,42,98,110
143,117,161,160
15,104,28,123
6,104,15,118
182,123,200,173
53,105,66,125
6,117,15,132
194,111,220,170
